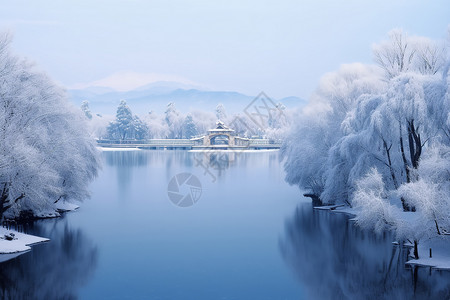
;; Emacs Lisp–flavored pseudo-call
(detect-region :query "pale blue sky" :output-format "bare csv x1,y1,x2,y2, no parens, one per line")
1,0,449,98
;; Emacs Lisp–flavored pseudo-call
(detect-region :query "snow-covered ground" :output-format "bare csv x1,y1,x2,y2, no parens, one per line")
0,228,49,260
316,205,450,270
406,238,450,269
55,201,80,212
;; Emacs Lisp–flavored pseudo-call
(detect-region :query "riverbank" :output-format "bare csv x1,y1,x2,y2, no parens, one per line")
0,201,79,262
0,228,49,260
315,205,450,270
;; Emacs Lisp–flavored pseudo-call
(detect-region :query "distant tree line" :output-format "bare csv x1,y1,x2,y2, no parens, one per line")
90,98,292,141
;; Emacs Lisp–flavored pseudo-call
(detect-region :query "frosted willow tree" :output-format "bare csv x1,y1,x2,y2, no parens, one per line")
0,33,101,220
344,32,449,258
281,63,384,204
283,28,450,258
374,29,446,78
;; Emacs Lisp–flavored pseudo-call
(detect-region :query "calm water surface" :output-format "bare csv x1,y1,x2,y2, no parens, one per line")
1,150,449,299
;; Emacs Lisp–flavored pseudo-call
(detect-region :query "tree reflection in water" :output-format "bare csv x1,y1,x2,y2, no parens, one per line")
280,203,450,300
0,218,97,299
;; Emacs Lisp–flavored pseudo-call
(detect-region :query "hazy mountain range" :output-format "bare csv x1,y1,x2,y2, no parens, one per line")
68,81,307,116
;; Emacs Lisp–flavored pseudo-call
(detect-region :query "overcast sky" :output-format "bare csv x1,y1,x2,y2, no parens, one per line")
1,0,449,99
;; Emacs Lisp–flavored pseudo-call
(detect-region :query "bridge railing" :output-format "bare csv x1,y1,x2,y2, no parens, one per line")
97,138,282,147
97,139,193,146
248,139,282,145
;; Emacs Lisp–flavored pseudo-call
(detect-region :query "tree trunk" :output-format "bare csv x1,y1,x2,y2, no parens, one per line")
413,240,419,259
435,219,441,235
303,193,322,206
399,124,410,183
407,119,422,169
399,124,413,211
0,182,10,221
383,139,399,189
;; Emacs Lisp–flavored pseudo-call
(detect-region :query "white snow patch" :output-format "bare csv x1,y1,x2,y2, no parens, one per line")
0,251,29,263
55,201,80,212
0,227,49,256
406,238,450,269
314,205,356,216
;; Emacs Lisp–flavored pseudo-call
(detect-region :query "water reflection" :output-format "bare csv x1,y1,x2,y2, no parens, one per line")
0,218,97,300
104,150,149,167
104,150,149,190
193,151,236,180
280,203,450,300
103,150,278,185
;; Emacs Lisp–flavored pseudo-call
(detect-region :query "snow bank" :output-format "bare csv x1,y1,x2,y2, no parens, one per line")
0,227,49,256
407,238,450,269
0,251,28,263
55,201,80,212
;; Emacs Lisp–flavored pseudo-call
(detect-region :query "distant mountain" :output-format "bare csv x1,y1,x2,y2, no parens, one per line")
68,82,306,116
279,96,308,108
133,81,206,93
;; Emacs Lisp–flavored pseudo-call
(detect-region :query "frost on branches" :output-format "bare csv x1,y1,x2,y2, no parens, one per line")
0,33,101,220
282,28,450,257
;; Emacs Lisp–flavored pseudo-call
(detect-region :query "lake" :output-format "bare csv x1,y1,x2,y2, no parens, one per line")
1,150,449,299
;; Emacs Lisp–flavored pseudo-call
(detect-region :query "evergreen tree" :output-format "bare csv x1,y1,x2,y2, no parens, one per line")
182,114,198,138
106,100,148,140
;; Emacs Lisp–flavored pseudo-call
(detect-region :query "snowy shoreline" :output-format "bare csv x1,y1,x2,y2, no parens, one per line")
315,205,450,270
0,202,79,262
0,228,49,262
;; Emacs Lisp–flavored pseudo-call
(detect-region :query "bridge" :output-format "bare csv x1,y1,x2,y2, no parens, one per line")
97,121,281,150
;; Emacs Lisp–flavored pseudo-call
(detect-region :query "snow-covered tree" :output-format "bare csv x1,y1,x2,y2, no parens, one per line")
283,28,450,258
142,111,169,139
282,63,384,204
106,100,147,140
215,103,227,121
81,100,93,119
164,102,183,138
373,29,416,78
0,32,101,220
373,29,446,78
182,114,198,138
131,115,148,140
189,110,216,135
